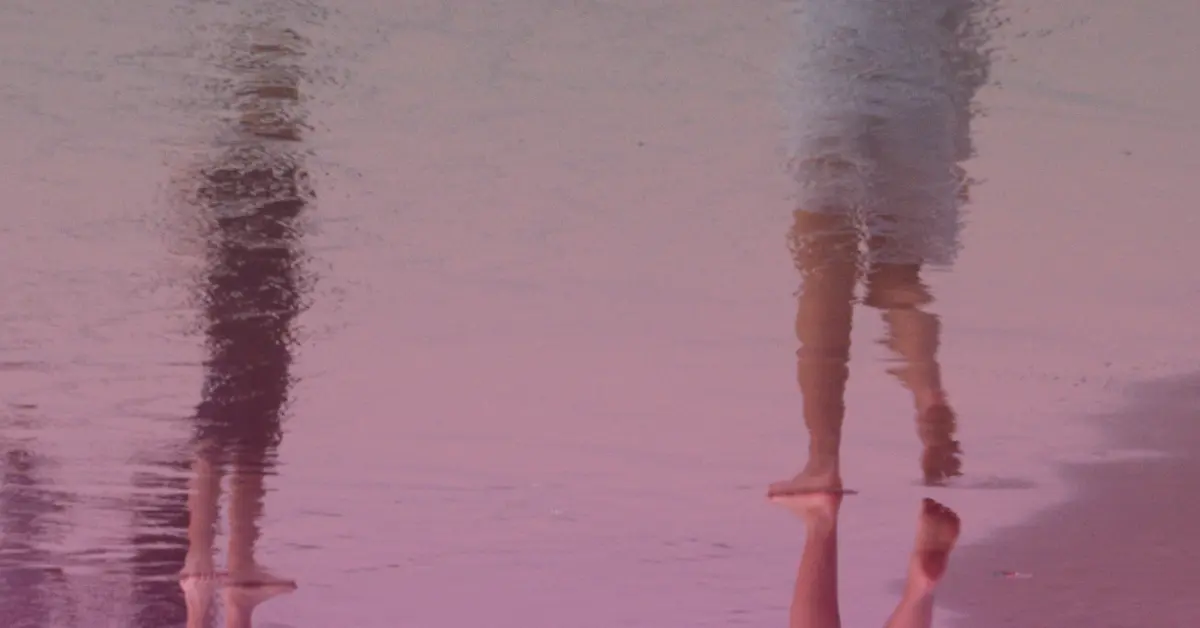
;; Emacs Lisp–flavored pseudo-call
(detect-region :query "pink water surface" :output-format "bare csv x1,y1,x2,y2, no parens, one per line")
2,0,1198,627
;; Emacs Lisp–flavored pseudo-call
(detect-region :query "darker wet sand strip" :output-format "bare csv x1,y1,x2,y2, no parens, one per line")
940,374,1200,627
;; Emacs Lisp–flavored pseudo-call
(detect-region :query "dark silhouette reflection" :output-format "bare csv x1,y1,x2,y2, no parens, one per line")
0,447,67,628
131,22,313,628
771,494,961,628
770,0,996,492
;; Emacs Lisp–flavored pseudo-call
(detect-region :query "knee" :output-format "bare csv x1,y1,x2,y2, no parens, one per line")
863,264,932,309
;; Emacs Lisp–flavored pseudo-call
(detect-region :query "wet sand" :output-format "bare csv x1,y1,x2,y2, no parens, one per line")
941,373,1200,627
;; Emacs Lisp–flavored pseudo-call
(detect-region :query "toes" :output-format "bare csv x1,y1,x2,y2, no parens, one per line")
919,499,961,539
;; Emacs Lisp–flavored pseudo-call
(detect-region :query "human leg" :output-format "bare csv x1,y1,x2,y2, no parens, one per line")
771,491,845,628
882,499,960,628
863,243,961,484
771,210,860,496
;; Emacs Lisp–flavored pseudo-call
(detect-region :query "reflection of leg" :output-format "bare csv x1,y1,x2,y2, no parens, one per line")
181,444,221,628
227,457,264,582
227,454,294,586
772,210,858,495
864,262,961,484
771,491,843,628
224,452,295,627
181,445,221,577
180,574,218,628
883,499,960,628
867,264,943,408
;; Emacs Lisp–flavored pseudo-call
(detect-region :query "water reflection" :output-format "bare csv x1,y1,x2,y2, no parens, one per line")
771,0,996,492
0,446,67,628
133,19,313,628
771,494,961,628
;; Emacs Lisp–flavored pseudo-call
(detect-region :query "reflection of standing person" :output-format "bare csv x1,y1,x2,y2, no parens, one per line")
175,25,312,628
770,0,994,493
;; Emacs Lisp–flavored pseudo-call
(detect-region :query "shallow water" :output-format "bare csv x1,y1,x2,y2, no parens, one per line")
2,1,1197,627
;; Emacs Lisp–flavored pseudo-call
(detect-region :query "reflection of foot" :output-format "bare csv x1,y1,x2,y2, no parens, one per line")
180,573,219,627
228,563,296,588
769,490,843,528
767,466,844,498
223,578,298,614
918,404,962,485
911,498,960,587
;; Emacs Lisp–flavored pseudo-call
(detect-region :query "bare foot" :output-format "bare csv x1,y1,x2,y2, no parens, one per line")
910,498,960,587
769,490,843,529
179,573,219,628
921,443,963,485
227,563,296,588
917,404,963,485
767,465,846,498
223,578,298,613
